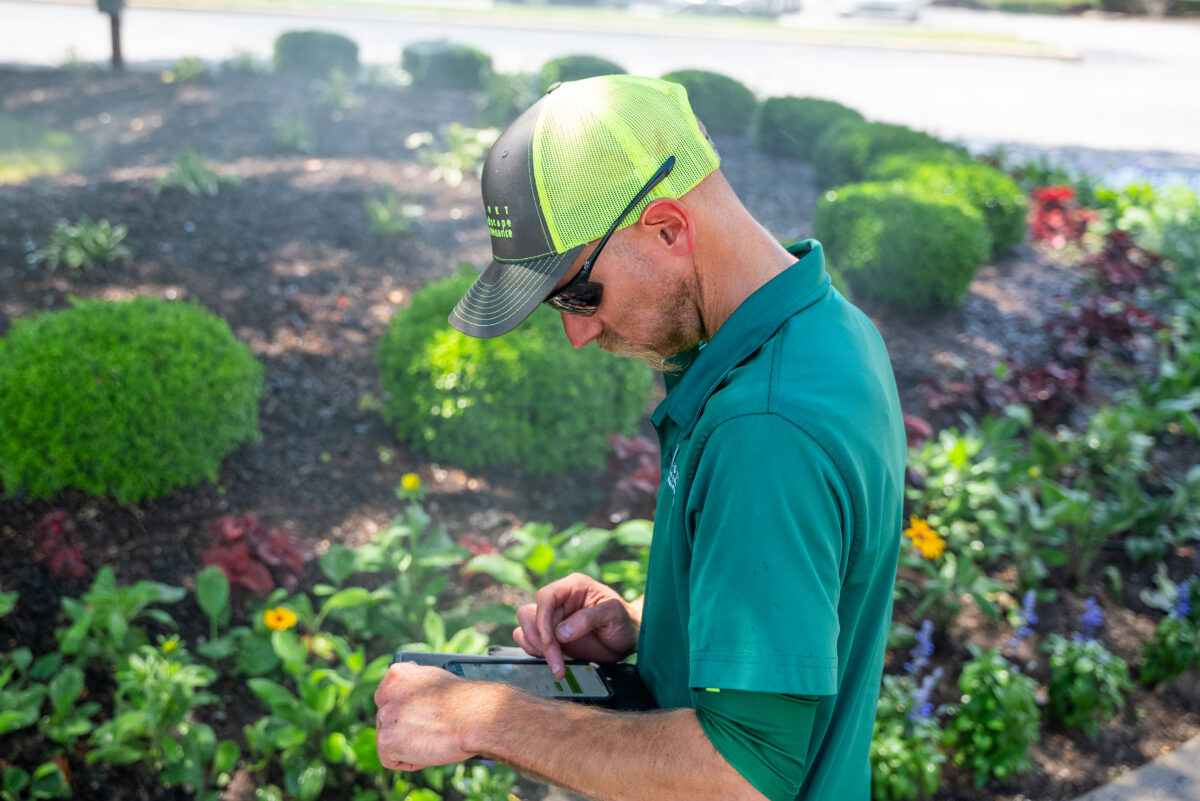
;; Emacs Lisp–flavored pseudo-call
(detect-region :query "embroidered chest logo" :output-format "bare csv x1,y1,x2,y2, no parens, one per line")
666,445,680,495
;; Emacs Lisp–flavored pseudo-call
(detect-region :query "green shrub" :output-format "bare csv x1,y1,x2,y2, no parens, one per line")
273,30,359,77
402,41,492,91
538,55,626,92
477,72,541,128
755,96,865,162
814,181,991,311
0,297,263,503
376,269,652,474
660,69,757,137
869,154,1028,255
813,120,965,187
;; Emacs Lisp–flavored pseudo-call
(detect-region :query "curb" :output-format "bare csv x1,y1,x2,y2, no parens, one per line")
1073,732,1200,801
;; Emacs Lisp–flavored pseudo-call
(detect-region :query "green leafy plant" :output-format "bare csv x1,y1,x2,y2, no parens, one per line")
56,567,187,666
895,527,1003,632
405,124,499,187
272,112,317,154
157,148,241,197
163,56,209,83
868,155,1028,256
814,180,991,311
88,641,237,799
365,189,423,237
0,648,45,739
476,71,540,128
464,520,618,593
33,215,131,272
943,645,1041,786
871,674,947,801
813,120,965,187
318,68,361,110
1140,581,1200,686
660,69,757,137
538,54,625,92
243,634,394,800
1043,632,1132,738
376,268,652,475
0,297,263,503
754,96,865,162
402,40,491,90
274,30,359,77
0,761,71,800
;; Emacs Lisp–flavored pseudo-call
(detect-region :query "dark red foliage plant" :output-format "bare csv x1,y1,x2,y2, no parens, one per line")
1028,186,1098,250
1047,295,1164,364
589,434,661,528
922,360,1087,428
34,510,88,579
1081,230,1163,293
201,513,312,597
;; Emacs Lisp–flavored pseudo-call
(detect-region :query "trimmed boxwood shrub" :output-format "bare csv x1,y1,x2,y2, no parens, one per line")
868,153,1029,256
376,268,653,475
813,181,991,311
755,96,865,162
0,297,263,503
812,119,966,187
273,30,359,77
539,55,626,92
660,69,757,137
402,41,492,91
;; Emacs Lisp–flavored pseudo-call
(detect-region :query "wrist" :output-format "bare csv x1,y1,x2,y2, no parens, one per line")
459,680,517,757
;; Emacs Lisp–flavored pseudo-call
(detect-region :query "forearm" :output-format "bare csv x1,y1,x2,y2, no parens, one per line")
465,685,765,801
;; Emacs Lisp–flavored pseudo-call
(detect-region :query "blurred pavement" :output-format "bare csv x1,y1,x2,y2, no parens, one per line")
3,0,1200,175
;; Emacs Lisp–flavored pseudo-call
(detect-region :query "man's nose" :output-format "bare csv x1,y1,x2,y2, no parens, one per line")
561,313,604,349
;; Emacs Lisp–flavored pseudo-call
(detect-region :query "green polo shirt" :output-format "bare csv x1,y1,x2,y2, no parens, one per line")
636,240,906,800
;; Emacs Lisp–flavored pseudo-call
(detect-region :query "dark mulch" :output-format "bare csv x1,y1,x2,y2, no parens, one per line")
1,67,1198,801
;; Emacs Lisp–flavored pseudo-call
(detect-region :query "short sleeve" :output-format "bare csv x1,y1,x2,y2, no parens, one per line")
696,689,818,801
685,413,847,696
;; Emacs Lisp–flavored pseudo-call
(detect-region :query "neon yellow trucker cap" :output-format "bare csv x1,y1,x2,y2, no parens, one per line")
449,74,720,338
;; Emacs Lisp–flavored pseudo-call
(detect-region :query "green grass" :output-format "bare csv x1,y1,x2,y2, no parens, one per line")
0,116,84,184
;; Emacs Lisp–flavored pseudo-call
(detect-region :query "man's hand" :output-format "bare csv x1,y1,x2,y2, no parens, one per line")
374,661,490,772
514,573,640,678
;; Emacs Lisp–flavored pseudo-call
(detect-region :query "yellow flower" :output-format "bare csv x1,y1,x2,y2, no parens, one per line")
263,607,297,631
913,532,946,560
904,516,946,560
160,636,179,654
401,473,421,492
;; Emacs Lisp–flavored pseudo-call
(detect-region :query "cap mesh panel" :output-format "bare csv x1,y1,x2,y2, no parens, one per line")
533,76,720,253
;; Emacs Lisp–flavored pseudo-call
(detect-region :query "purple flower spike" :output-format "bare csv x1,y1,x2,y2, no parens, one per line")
1078,597,1105,640
1006,590,1038,656
908,667,943,724
904,619,935,677
1171,581,1192,621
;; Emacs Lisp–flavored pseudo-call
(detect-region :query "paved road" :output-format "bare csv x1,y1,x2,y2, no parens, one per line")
3,1,1200,178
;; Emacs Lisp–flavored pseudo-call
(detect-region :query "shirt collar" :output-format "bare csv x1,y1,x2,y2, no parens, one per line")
651,239,830,435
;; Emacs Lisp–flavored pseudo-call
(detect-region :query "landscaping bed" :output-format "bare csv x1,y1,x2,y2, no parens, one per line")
3,64,1200,801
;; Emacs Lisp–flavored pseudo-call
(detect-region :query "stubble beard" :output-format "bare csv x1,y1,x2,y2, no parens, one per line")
595,289,701,373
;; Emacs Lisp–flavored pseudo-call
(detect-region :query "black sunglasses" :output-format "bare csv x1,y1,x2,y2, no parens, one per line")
544,156,676,316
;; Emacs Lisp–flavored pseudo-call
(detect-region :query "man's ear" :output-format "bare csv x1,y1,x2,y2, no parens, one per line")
639,197,695,257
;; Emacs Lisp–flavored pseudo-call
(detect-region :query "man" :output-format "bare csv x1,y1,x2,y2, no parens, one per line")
375,74,906,801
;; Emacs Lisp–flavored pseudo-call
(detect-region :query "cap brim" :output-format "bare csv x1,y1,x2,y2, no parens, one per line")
448,244,585,338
